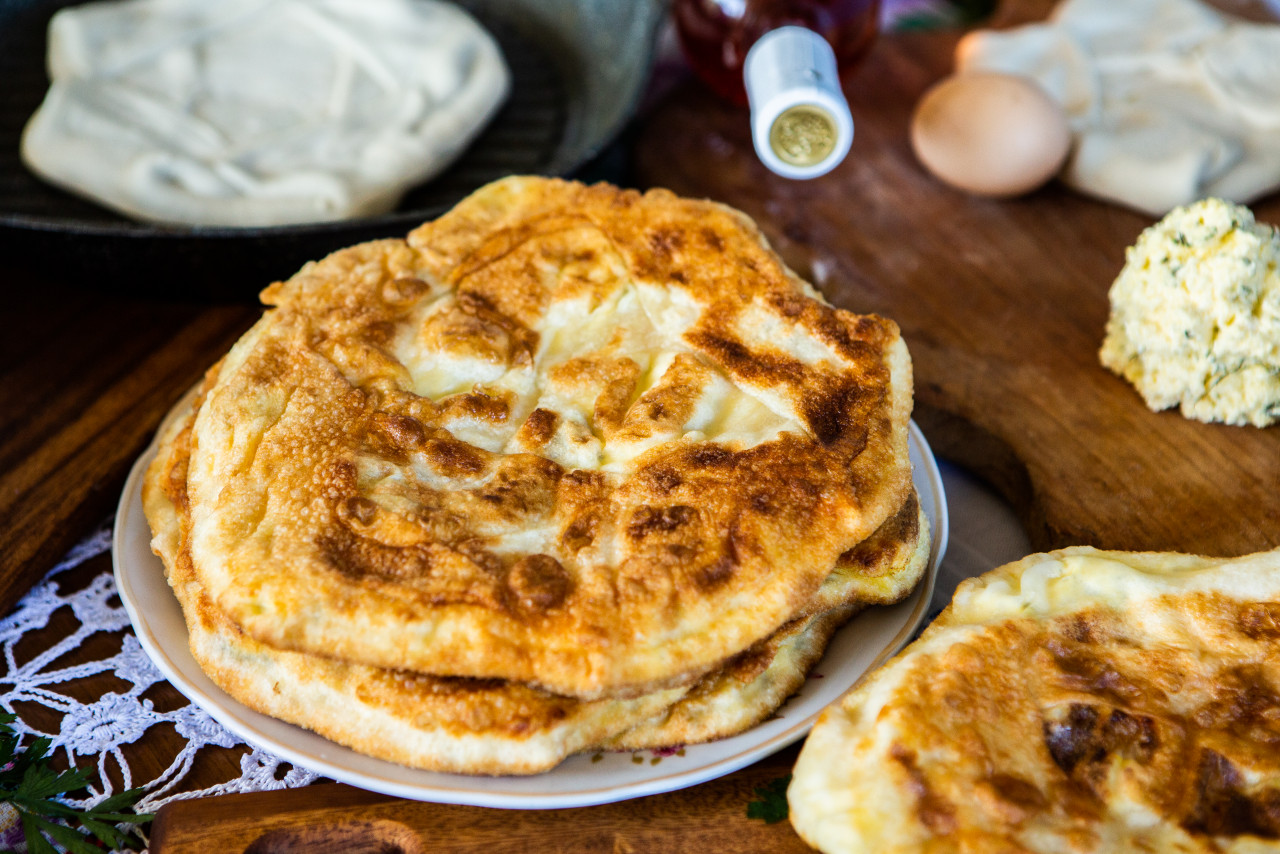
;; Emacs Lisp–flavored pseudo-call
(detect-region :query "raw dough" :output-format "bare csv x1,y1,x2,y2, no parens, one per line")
21,0,510,227
958,0,1280,215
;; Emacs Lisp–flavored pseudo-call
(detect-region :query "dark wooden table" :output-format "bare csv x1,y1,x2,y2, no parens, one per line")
4,0,1280,848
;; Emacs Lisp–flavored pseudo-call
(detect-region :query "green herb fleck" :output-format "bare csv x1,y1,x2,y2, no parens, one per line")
746,774,791,824
889,0,995,29
0,712,152,853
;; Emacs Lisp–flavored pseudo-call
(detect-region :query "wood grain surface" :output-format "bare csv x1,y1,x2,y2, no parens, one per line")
0,278,258,614
634,2,1280,557
4,0,1280,844
149,750,804,854
3,0,1275,610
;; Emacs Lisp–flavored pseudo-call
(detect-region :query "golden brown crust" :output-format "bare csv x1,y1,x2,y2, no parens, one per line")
803,491,930,618
145,398,690,775
143,384,925,774
185,176,914,698
605,604,861,751
790,547,1280,854
605,493,928,750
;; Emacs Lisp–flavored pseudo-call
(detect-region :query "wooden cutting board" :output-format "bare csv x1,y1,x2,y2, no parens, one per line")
148,751,805,853
635,1,1280,557
38,2,1279,848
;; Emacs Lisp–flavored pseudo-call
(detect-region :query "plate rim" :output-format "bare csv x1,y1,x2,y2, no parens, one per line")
112,420,948,809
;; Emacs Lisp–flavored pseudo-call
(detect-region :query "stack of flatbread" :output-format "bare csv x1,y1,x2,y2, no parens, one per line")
142,176,927,775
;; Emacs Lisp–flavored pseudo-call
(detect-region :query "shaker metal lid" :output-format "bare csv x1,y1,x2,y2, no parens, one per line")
744,26,854,180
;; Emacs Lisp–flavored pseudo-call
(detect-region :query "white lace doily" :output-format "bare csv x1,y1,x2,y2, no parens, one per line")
0,520,320,852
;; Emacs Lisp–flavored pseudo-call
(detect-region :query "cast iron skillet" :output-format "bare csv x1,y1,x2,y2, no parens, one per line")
0,0,665,299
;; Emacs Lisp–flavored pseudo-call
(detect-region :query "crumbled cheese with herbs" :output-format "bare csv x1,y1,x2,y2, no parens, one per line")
1100,198,1280,427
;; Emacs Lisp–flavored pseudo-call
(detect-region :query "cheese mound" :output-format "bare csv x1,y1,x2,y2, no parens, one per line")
21,0,509,227
958,0,1280,215
1100,198,1280,427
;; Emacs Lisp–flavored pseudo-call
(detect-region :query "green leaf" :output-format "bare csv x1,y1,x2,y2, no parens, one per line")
18,762,91,802
10,737,53,776
20,812,60,854
91,786,146,814
0,716,16,766
949,0,998,24
745,774,791,824
79,815,133,848
0,714,151,850
12,794,81,819
19,814,54,854
86,809,152,825
29,816,102,854
16,764,57,799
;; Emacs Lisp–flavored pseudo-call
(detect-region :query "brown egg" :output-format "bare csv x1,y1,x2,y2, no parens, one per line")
910,71,1071,197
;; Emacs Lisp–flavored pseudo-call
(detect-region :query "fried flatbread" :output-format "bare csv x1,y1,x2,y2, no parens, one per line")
609,501,930,751
605,605,859,752
185,176,914,698
145,395,687,775
790,546,1280,853
144,384,926,774
806,492,930,617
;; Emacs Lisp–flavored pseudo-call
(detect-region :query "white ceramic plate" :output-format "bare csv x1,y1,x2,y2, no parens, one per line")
113,421,948,809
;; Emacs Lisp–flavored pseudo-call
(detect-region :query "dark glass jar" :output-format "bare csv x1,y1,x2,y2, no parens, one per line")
672,0,881,106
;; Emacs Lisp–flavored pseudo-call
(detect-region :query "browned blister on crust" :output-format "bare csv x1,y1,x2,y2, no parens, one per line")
145,398,690,775
182,176,914,698
790,546,1280,854
143,386,924,774
606,492,930,751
